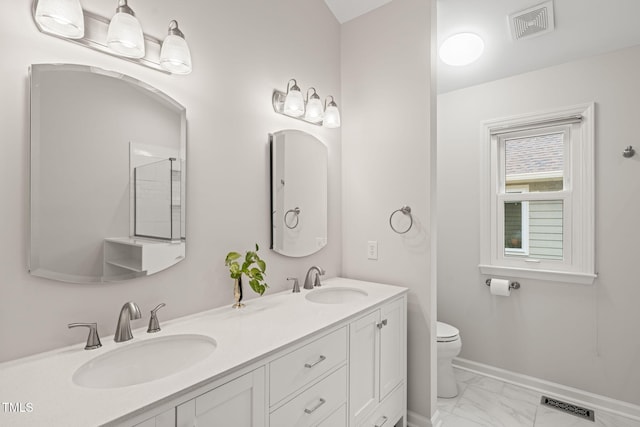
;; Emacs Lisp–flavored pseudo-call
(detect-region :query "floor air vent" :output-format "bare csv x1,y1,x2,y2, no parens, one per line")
540,396,595,422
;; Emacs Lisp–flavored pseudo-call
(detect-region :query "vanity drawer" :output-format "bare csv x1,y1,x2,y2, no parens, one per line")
318,403,347,427
270,365,347,427
270,327,347,405
359,383,404,427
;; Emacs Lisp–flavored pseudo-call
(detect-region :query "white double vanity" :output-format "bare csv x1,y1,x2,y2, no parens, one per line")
0,278,407,427
20,64,406,426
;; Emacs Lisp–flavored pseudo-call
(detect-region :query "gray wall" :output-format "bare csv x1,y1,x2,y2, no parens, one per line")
0,0,342,362
341,0,436,421
438,45,640,406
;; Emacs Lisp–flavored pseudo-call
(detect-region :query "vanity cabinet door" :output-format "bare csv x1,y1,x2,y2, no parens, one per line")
359,384,403,427
350,297,406,427
176,367,265,427
349,309,381,426
379,298,405,401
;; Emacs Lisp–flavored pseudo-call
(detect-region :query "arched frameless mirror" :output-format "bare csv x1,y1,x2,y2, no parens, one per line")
270,130,328,257
29,64,187,283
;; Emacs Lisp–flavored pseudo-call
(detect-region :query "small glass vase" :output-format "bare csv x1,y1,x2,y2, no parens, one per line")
232,277,245,309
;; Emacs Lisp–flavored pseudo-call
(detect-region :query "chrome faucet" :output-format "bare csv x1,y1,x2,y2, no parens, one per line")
114,301,142,343
303,266,325,290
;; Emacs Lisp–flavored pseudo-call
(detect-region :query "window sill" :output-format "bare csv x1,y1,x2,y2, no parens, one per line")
478,264,597,285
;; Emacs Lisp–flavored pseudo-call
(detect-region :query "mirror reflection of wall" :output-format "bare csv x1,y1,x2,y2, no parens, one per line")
270,130,328,257
29,64,186,283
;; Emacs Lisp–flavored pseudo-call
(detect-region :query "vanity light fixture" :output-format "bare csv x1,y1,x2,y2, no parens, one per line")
106,0,145,59
34,0,84,39
322,96,341,129
272,79,341,128
31,0,192,74
304,88,324,123
159,20,192,75
283,79,305,117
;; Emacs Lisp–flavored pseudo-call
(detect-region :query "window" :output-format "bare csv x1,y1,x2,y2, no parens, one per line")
480,104,596,284
504,185,530,256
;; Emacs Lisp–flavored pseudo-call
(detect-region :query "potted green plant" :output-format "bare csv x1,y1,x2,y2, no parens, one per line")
224,243,268,308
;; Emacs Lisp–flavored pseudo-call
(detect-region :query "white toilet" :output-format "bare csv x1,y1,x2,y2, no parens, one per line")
437,321,462,398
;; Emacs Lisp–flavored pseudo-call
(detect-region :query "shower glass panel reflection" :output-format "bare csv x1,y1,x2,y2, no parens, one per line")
134,158,181,241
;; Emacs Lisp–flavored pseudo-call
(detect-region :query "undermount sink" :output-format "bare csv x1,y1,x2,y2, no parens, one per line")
305,287,368,304
73,334,216,388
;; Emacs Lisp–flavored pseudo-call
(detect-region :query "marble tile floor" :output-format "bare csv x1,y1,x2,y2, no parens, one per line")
437,368,640,427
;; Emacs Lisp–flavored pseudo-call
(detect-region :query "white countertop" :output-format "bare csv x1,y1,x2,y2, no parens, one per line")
0,277,407,427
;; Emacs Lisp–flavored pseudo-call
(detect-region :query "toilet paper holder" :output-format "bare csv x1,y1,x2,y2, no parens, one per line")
485,278,520,290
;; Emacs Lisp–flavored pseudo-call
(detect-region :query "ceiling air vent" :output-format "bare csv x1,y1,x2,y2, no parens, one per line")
509,0,555,40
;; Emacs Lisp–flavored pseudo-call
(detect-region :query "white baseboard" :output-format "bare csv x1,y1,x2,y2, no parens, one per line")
453,357,640,422
407,409,432,427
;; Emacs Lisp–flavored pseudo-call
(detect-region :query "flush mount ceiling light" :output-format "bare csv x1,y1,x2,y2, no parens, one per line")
439,32,485,66
34,0,84,39
272,79,341,128
106,0,145,58
31,0,192,75
160,20,192,75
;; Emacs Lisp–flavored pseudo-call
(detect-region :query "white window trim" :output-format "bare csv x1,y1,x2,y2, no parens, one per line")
479,103,596,285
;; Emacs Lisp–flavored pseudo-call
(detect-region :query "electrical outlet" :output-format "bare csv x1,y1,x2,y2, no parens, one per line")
367,241,378,260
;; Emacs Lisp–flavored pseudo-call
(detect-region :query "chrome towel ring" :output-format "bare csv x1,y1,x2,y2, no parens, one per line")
389,205,413,234
284,207,301,229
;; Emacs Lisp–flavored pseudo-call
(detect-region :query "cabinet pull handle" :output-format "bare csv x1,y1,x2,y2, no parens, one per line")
304,398,326,414
375,415,389,427
377,319,388,329
304,354,326,368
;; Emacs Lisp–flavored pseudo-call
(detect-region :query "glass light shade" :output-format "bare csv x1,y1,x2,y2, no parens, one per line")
160,34,192,74
323,104,341,128
107,12,145,58
304,97,324,123
284,89,304,117
439,33,484,66
35,0,84,39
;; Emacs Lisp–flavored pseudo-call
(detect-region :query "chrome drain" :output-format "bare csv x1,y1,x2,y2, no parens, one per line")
540,396,595,422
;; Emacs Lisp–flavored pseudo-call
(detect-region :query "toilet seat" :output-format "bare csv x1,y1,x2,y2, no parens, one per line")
437,321,459,343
